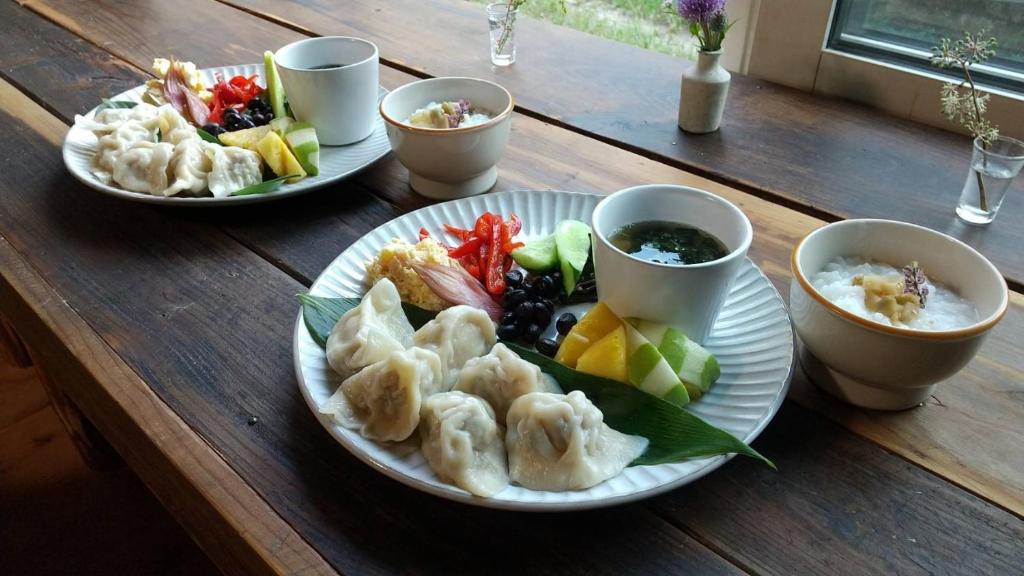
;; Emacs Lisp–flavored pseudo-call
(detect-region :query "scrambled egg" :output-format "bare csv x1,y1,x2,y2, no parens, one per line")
365,237,457,311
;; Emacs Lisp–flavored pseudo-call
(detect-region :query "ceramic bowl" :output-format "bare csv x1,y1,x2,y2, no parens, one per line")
591,184,753,344
379,77,513,199
790,219,1008,410
275,36,380,146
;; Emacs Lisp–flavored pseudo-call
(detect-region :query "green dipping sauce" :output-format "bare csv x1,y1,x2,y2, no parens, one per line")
609,220,729,265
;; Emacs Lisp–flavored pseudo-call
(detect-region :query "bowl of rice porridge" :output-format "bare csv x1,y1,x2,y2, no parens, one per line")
790,219,1008,410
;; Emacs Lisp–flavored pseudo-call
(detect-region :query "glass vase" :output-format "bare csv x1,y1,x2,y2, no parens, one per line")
956,136,1024,225
487,3,518,67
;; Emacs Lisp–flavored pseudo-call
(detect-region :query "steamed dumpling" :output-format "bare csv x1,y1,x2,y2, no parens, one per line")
205,144,262,198
454,343,560,424
75,102,161,136
505,391,648,491
326,278,415,379
164,138,212,196
90,121,156,183
419,391,509,497
320,348,444,442
413,305,496,387
157,105,198,145
112,141,174,194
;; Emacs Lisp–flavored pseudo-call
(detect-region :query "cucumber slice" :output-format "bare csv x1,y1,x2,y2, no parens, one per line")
511,234,558,272
554,220,591,295
629,319,720,398
264,51,287,120
285,122,320,176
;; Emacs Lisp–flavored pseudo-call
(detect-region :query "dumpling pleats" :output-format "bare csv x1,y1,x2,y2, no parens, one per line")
321,348,444,442
419,391,509,497
454,342,560,424
413,305,497,388
326,278,416,379
505,391,648,491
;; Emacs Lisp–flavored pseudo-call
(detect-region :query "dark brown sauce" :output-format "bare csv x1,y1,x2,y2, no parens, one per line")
307,63,348,70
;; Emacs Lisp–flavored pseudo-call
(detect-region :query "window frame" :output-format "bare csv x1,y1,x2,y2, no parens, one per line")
826,0,1024,95
741,0,1023,140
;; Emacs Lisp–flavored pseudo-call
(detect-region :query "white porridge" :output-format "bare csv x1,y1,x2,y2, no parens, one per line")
406,100,492,129
810,257,979,331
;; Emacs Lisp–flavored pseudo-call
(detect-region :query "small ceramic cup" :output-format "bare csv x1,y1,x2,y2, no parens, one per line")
274,36,379,145
591,185,753,344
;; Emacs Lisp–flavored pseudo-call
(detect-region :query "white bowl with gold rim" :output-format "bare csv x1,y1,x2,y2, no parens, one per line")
790,219,1008,410
379,77,513,200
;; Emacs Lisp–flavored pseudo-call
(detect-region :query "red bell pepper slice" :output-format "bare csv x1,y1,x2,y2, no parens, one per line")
448,236,483,258
484,220,506,296
474,212,495,241
443,224,473,242
419,227,431,241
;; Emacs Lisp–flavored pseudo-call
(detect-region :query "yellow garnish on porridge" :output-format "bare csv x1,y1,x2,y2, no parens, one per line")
365,237,460,311
852,274,922,324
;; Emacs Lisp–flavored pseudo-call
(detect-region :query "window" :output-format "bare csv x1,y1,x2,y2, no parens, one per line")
827,0,1024,93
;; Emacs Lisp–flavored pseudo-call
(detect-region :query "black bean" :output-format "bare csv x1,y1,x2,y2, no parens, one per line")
541,299,555,314
532,301,552,325
500,311,517,327
514,301,533,320
535,338,560,357
523,323,543,343
201,123,226,136
556,313,578,335
536,275,559,298
504,269,524,289
496,324,521,340
502,289,527,309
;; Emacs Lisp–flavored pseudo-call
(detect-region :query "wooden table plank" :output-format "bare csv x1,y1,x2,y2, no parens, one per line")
4,2,1019,569
0,86,334,576
0,74,744,576
212,0,1024,289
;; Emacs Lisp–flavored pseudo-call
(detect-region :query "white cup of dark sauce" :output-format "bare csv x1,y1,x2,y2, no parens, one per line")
274,36,379,145
591,184,753,344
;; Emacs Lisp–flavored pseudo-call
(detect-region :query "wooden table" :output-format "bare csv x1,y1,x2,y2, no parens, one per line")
1,1,1021,574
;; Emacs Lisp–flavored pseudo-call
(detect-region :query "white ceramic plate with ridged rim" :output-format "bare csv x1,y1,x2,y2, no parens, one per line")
62,63,390,206
294,189,794,511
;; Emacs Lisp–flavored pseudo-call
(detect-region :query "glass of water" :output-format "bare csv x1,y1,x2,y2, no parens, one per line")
956,136,1024,225
487,3,519,67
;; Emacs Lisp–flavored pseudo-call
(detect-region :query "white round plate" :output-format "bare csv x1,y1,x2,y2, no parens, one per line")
63,64,391,206
294,190,794,511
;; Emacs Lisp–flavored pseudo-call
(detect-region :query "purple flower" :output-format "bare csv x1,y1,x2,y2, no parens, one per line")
677,0,725,24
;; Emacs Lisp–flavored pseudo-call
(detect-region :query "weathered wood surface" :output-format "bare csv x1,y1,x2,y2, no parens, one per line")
0,108,336,576
10,0,1024,521
209,0,1024,288
1,1,1022,574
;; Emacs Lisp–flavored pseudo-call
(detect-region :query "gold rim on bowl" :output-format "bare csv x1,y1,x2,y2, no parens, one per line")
379,77,515,135
790,221,1009,341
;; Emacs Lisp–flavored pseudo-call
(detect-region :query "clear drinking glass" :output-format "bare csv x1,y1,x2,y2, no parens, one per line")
487,3,518,67
956,135,1024,225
